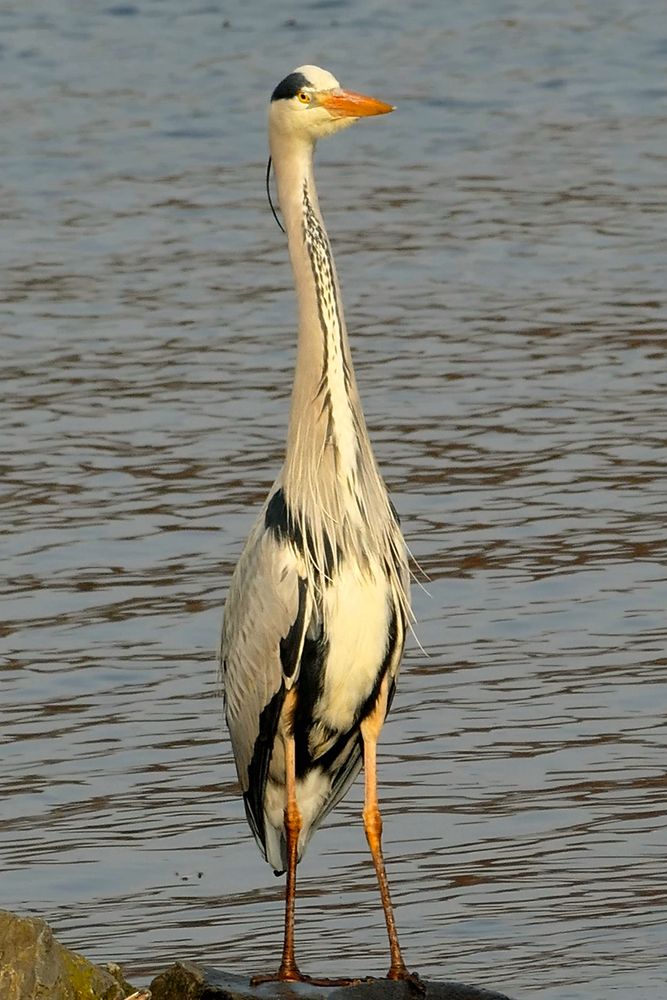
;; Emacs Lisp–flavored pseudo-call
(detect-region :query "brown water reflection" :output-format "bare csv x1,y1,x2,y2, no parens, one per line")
2,2,667,999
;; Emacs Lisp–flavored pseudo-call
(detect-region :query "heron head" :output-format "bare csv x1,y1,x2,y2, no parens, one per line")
269,65,394,142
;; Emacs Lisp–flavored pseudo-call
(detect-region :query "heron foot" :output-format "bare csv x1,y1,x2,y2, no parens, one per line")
387,967,426,994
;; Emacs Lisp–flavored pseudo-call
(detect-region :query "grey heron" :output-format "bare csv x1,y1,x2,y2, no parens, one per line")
221,65,413,986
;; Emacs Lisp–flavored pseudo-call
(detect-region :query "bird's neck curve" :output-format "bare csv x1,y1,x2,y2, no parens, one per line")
270,130,367,512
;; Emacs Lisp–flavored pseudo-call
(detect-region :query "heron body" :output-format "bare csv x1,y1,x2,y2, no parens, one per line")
221,65,413,985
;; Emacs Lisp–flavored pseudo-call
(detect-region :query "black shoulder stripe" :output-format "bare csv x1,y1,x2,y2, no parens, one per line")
265,488,338,578
280,577,308,678
265,488,289,535
271,71,311,102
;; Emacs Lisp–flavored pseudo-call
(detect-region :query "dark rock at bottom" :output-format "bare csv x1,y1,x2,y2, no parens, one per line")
149,962,515,1000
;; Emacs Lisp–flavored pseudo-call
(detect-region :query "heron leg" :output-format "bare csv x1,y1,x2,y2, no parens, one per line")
360,674,411,982
250,712,303,984
278,725,302,979
250,717,362,988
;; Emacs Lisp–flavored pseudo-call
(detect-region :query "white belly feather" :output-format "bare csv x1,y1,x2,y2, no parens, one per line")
318,560,391,732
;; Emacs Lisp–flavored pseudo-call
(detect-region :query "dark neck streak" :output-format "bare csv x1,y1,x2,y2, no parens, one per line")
302,181,352,396
301,179,357,472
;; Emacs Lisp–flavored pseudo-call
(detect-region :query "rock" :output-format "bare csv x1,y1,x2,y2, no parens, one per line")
0,910,134,1000
0,910,515,1000
149,961,516,1000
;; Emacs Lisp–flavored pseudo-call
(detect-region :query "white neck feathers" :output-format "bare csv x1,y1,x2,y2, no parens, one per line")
270,134,363,502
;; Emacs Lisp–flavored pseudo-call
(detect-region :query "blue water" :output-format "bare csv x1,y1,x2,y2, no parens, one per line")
2,2,666,997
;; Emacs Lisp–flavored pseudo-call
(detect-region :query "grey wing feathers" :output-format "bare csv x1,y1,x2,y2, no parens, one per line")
221,515,308,806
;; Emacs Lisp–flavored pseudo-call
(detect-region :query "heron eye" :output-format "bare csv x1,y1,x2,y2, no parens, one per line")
297,91,311,104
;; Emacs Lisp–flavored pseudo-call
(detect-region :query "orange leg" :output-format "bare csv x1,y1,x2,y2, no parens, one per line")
277,728,302,979
360,675,417,983
251,719,360,988
251,727,303,983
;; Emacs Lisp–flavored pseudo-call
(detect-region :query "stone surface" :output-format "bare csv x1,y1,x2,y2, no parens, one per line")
0,911,516,1000
0,910,134,1000
149,962,516,1000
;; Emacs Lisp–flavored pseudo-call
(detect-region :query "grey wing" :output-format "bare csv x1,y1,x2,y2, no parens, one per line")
220,515,310,857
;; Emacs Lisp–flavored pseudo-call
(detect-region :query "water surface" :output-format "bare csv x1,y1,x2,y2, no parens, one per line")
2,2,666,998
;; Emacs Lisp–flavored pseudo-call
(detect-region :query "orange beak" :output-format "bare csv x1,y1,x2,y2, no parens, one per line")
320,88,395,119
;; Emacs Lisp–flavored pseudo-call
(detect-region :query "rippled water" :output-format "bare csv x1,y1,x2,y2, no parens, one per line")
2,2,666,998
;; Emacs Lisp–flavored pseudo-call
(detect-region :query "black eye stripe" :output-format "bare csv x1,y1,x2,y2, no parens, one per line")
271,71,312,102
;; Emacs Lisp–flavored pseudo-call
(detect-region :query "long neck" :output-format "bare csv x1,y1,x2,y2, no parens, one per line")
269,129,409,612
270,131,366,504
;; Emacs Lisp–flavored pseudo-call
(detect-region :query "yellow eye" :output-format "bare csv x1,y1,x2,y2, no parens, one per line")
297,91,311,104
